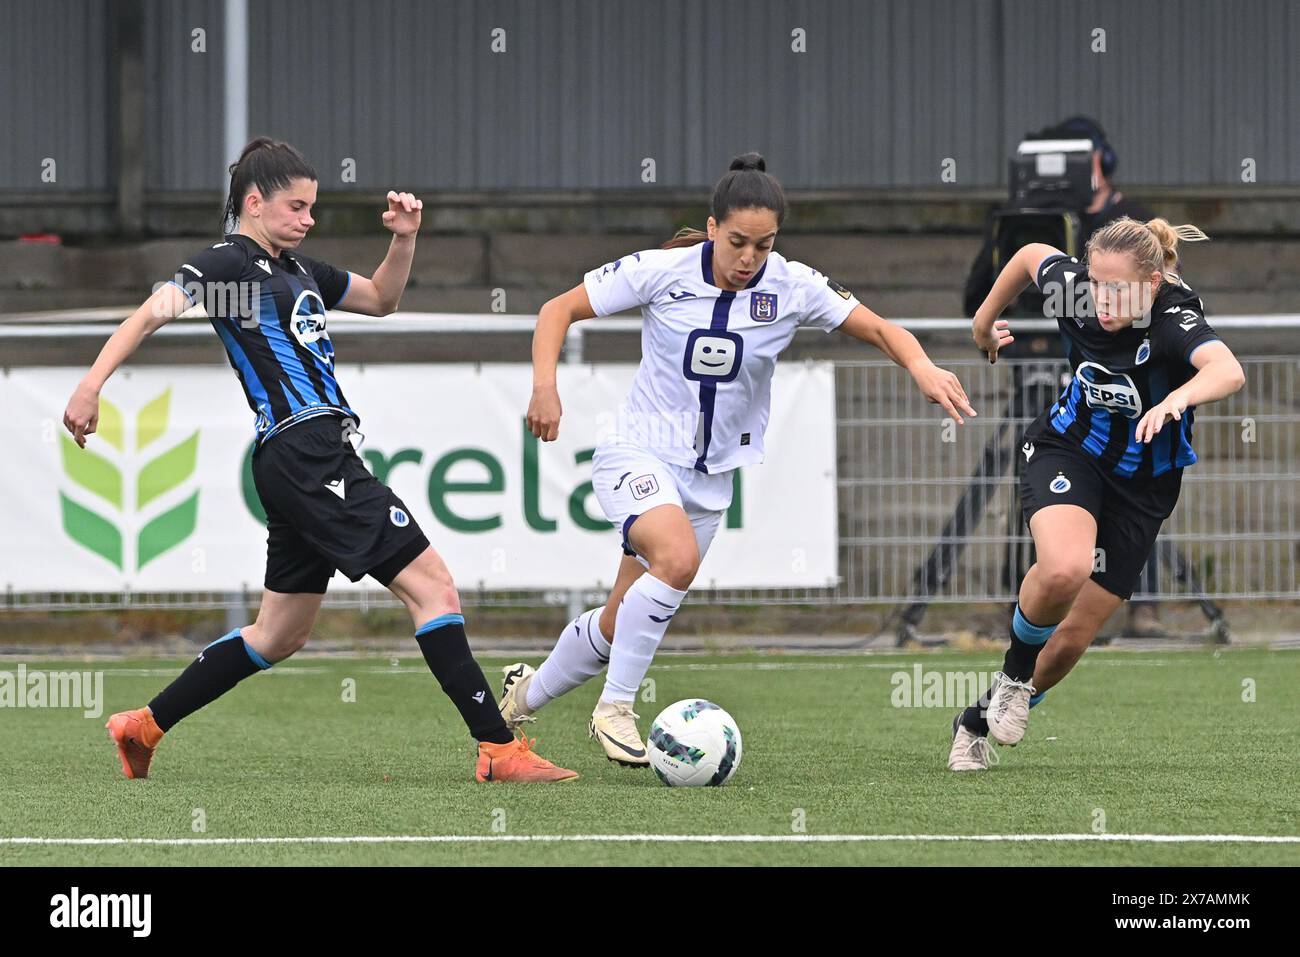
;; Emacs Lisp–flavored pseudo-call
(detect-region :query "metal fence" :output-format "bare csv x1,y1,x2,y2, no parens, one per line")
4,340,1296,616
833,355,1299,605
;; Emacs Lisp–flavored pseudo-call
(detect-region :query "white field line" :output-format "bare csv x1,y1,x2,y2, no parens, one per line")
2,833,1297,846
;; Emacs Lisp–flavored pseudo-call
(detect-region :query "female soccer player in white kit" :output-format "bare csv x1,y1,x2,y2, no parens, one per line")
500,153,977,765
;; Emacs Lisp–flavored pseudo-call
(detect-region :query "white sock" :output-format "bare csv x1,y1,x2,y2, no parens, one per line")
528,608,611,711
601,574,687,704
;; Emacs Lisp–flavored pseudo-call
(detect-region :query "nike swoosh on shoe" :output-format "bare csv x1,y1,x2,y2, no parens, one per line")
600,731,646,758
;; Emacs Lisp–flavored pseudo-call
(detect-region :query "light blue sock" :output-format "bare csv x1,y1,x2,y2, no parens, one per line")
1012,604,1056,646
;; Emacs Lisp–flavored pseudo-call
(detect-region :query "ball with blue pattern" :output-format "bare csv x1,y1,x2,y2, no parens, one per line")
647,699,743,787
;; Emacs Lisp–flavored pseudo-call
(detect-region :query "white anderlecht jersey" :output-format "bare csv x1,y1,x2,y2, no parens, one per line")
583,240,860,473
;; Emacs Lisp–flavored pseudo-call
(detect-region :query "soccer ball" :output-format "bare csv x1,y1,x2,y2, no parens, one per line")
647,699,743,787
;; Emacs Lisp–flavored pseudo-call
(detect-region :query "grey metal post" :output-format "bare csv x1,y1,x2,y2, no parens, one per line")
222,0,249,193
112,0,145,237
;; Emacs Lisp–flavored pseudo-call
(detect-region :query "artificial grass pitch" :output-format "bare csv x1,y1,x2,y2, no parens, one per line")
1,649,1296,866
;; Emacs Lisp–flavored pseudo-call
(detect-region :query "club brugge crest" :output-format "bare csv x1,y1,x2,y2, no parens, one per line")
750,291,778,322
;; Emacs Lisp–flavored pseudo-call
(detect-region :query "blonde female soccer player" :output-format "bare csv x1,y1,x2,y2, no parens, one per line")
949,217,1245,771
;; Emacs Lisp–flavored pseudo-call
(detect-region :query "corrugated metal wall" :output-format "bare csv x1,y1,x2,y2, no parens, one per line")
246,0,1005,190
1002,0,1300,186
144,0,225,192
2,0,1295,191
0,0,112,190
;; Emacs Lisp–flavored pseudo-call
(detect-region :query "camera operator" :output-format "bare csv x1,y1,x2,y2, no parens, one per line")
962,116,1154,318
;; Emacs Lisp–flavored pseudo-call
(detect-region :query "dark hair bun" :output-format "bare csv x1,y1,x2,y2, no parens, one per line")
229,136,275,176
729,152,766,173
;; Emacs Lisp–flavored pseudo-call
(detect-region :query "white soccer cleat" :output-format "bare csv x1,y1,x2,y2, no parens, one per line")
589,698,649,766
499,663,538,730
986,671,1036,746
948,714,999,772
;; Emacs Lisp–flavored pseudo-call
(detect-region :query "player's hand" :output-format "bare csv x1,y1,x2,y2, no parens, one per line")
63,380,100,449
1136,393,1188,444
973,318,1014,364
909,359,977,425
382,190,422,237
527,383,563,441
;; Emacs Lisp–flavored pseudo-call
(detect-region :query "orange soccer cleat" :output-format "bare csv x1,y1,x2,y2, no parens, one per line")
475,735,578,783
105,707,165,779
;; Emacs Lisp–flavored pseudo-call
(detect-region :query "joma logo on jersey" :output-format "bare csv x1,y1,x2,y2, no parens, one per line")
750,292,778,322
683,329,743,382
1075,361,1144,419
595,259,624,282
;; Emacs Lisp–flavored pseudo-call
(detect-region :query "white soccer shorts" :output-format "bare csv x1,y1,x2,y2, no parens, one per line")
591,444,734,568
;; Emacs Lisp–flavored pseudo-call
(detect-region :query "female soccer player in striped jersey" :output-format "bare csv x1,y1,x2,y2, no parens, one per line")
498,152,977,765
63,138,575,783
949,217,1246,771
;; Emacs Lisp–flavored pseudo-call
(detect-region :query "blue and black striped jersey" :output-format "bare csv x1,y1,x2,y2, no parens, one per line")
169,234,357,443
1032,253,1222,478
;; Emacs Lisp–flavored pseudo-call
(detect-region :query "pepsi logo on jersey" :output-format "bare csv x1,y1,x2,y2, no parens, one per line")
1075,361,1144,419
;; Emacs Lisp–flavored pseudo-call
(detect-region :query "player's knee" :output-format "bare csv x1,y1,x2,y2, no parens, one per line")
1036,558,1092,603
651,547,700,590
279,629,311,659
597,607,616,642
1053,622,1093,657
427,568,460,614
254,626,309,662
406,554,460,615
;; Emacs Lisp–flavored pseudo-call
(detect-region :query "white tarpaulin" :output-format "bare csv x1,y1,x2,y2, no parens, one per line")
0,363,837,591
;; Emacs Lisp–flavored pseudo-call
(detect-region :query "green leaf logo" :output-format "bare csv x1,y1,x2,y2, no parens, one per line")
98,396,125,452
59,387,201,573
138,492,199,568
60,432,122,508
137,430,198,508
136,388,169,451
60,492,123,569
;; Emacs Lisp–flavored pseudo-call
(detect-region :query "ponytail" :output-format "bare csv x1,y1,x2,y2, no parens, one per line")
661,227,711,250
1143,217,1209,275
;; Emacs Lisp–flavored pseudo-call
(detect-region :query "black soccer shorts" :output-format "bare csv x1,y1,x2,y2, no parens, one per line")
1018,429,1182,601
251,414,430,594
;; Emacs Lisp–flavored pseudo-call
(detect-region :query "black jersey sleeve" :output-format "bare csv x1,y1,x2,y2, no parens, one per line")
169,239,244,302
168,241,248,315
298,254,352,310
1151,296,1222,366
1033,252,1082,292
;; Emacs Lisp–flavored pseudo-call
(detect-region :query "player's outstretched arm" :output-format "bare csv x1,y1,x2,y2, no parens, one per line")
838,304,977,425
62,282,192,449
527,282,598,442
336,190,422,316
971,241,1060,363
1134,341,1246,444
